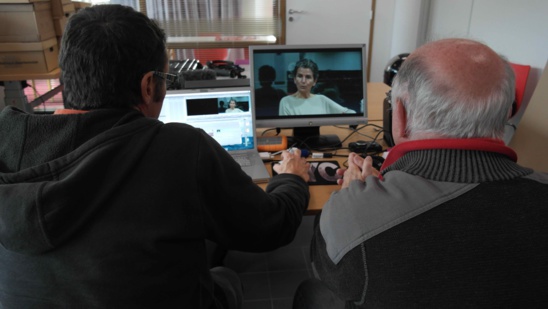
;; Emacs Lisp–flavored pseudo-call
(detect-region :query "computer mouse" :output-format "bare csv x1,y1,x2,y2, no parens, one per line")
371,155,385,171
359,154,385,171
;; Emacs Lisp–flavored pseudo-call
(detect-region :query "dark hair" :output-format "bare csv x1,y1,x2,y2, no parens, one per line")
292,58,319,81
259,65,276,84
59,4,167,109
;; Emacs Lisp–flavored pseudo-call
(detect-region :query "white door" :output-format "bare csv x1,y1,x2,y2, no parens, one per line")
285,0,372,45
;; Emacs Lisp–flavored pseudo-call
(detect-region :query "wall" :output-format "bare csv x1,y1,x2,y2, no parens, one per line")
369,0,429,84
369,0,548,146
371,0,548,86
424,0,548,136
369,0,396,83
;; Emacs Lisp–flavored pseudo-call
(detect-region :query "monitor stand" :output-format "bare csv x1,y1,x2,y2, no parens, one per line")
288,126,342,149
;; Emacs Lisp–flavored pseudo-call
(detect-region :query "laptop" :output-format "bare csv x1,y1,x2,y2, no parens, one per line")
160,87,271,183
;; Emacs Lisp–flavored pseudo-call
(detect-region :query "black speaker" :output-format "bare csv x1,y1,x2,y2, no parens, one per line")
382,53,409,147
383,91,395,147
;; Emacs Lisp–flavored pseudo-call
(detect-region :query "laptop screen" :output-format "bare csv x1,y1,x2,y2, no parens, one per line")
160,88,255,151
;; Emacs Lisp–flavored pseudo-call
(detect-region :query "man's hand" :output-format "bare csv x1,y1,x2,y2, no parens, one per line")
336,153,380,188
273,149,310,182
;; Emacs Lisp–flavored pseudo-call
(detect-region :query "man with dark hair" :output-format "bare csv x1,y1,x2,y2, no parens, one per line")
0,5,310,308
254,65,287,117
294,39,548,308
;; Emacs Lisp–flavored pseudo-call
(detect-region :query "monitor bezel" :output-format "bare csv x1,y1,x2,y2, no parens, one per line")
249,43,368,129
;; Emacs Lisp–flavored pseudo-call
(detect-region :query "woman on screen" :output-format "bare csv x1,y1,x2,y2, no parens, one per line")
278,58,356,116
225,99,244,113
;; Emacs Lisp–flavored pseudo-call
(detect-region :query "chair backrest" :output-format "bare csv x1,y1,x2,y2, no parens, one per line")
509,62,531,117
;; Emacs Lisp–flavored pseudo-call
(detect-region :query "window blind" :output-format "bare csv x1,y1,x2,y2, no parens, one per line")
99,0,285,49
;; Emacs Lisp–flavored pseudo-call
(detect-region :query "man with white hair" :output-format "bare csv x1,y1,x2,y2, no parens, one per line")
294,38,548,308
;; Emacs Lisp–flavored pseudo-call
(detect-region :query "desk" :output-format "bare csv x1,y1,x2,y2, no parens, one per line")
365,82,390,122
258,82,390,215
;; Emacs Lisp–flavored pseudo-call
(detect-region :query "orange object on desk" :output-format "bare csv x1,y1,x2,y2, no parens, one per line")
257,135,288,152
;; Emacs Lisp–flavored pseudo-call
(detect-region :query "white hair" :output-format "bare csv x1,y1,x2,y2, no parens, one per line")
390,54,515,139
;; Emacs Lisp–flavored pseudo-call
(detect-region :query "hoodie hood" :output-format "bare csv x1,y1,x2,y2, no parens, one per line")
0,106,161,255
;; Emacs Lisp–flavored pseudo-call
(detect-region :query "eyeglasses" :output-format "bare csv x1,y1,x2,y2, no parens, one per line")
153,71,179,87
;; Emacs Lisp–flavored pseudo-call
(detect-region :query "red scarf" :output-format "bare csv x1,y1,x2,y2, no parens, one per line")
381,138,517,172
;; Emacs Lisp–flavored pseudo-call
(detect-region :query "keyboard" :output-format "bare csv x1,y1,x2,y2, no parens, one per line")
232,154,252,167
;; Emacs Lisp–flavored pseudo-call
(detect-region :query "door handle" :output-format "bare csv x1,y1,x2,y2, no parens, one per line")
288,9,304,15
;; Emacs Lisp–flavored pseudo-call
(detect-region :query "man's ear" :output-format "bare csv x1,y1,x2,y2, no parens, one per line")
135,71,157,117
140,71,155,105
392,99,409,143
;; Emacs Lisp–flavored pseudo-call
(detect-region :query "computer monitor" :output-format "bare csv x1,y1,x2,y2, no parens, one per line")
249,44,368,149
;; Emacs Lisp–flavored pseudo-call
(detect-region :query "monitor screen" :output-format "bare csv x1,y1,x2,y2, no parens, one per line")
160,88,255,151
249,44,368,148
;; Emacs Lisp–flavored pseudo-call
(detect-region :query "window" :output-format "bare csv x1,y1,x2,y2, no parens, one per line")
146,0,285,63
29,0,286,111
92,0,285,62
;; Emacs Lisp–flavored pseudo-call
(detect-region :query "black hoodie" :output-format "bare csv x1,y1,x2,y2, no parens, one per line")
0,106,309,308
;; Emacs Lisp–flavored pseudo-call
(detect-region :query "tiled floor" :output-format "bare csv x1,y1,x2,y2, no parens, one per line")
223,215,316,309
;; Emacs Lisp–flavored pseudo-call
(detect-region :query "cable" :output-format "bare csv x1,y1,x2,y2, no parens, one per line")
259,128,280,136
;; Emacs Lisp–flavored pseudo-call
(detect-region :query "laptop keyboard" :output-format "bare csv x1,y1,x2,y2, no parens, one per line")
232,154,252,167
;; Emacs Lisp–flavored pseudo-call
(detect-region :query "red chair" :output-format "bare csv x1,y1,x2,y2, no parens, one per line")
509,62,531,117
194,48,228,64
